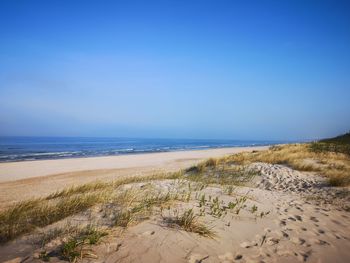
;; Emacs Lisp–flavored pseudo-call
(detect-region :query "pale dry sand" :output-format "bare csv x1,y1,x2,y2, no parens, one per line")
0,146,267,209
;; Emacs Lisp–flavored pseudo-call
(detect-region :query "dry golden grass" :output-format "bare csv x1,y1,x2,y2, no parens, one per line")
186,163,257,186
33,189,188,262
46,171,183,200
222,144,350,186
113,188,186,228
0,192,109,243
186,143,350,186
162,208,215,238
0,172,183,243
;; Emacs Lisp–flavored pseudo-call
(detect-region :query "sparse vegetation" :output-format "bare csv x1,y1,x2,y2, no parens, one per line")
224,185,235,195
0,172,183,244
80,225,108,245
209,196,224,217
113,190,182,228
0,192,108,243
311,132,350,156
186,161,258,186
61,237,96,263
38,225,73,248
46,172,183,200
223,141,350,186
196,193,250,218
321,132,350,144
39,225,108,263
162,208,215,238
38,250,50,262
251,204,258,213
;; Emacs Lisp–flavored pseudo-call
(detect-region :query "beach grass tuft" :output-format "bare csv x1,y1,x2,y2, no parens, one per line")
60,225,107,262
163,208,215,238
185,160,258,186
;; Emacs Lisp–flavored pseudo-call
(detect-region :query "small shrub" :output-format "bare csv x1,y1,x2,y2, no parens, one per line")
251,205,258,213
38,251,50,262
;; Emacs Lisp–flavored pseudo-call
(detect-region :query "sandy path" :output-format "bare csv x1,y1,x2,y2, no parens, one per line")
0,146,267,208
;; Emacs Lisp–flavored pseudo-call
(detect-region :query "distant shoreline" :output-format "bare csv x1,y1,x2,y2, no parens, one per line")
0,136,287,163
0,144,272,164
0,146,270,183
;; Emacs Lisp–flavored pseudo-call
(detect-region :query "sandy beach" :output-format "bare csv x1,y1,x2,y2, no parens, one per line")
0,146,267,209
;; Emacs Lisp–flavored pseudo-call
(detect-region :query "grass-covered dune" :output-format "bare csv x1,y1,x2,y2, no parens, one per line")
321,132,350,144
188,132,350,187
311,132,350,156
220,132,350,186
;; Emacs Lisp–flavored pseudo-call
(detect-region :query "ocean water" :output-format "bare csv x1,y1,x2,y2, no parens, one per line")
0,137,288,162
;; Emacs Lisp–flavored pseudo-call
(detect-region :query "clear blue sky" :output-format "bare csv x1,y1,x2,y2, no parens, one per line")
0,0,349,140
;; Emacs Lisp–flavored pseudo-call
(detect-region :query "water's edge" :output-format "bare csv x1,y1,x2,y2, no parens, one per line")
0,137,292,163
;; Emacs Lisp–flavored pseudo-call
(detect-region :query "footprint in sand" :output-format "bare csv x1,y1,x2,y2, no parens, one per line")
331,219,343,226
295,206,304,212
264,228,272,233
312,238,330,245
291,237,306,245
294,215,303,221
295,250,312,262
218,252,234,261
317,229,325,234
310,216,319,222
188,254,209,263
240,241,251,248
334,234,341,239
266,237,279,245
281,231,289,238
141,230,155,236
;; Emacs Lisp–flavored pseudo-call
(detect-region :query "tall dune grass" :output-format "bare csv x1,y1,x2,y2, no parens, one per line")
0,172,183,243
224,144,350,186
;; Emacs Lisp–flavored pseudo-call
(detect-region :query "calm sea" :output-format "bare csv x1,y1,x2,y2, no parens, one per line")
0,137,289,162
